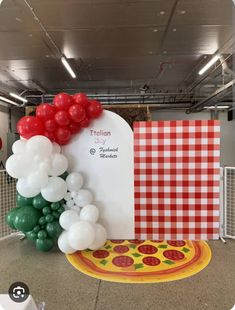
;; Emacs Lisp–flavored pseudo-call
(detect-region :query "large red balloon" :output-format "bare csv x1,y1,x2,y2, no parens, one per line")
69,122,81,134
79,117,90,128
17,116,44,139
44,131,55,142
54,111,70,126
44,119,57,132
68,104,86,123
55,127,71,145
36,103,55,121
86,100,103,118
73,93,89,108
53,93,73,111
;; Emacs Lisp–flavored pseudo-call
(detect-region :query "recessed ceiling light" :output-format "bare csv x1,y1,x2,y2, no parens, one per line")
61,56,77,79
204,105,230,109
163,51,167,54
148,51,153,54
179,10,186,14
153,29,158,32
160,11,165,15
172,28,177,32
198,54,220,75
15,17,22,23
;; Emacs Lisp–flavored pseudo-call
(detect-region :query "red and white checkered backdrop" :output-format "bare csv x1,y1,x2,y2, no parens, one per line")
134,120,220,240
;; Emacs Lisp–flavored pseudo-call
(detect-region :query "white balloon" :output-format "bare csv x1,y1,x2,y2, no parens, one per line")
66,199,75,208
6,154,33,179
52,142,61,154
12,140,26,154
59,210,80,230
89,224,107,250
58,231,76,254
71,191,77,199
66,172,83,192
41,177,67,202
80,204,99,223
27,170,48,189
17,178,41,198
49,153,68,176
68,221,95,250
38,158,51,174
64,192,72,201
74,189,93,207
26,135,53,157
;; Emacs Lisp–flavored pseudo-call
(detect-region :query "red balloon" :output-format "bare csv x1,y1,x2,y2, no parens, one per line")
73,93,89,108
86,100,103,118
53,93,73,111
69,122,81,134
55,127,71,145
44,131,55,142
79,117,90,128
17,116,44,139
68,104,86,123
44,119,57,132
54,111,70,126
36,103,55,121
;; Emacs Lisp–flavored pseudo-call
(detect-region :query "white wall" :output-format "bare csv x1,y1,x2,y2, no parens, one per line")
151,109,235,167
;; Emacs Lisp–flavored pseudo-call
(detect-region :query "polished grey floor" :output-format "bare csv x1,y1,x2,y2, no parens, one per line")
0,236,234,310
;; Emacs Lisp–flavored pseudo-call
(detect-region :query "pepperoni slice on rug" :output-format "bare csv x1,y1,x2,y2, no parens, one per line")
138,245,158,255
112,256,134,267
143,256,161,266
129,239,144,244
163,250,185,260
93,250,110,259
114,245,129,254
110,240,125,244
167,241,186,247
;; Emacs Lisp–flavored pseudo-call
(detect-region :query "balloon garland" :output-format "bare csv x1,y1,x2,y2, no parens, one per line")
5,92,107,253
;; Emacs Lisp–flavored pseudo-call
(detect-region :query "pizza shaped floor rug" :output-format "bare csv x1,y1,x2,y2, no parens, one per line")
66,240,211,283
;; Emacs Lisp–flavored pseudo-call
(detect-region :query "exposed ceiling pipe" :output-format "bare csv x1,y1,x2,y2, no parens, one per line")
187,79,235,113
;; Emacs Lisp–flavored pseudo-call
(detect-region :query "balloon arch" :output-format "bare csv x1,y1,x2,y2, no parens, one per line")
6,93,107,253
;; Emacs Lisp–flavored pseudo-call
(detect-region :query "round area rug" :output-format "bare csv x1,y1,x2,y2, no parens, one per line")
66,240,211,283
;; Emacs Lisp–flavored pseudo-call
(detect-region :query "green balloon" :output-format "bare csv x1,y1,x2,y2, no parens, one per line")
33,225,41,233
58,206,65,214
14,206,41,232
42,206,51,215
33,194,49,210
50,202,60,211
26,231,37,241
6,207,21,229
38,216,47,226
52,211,60,219
37,230,47,240
16,193,33,207
46,222,62,239
45,214,54,223
36,238,54,252
59,171,69,180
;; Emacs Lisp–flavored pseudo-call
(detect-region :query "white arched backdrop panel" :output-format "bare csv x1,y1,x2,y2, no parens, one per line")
63,110,135,239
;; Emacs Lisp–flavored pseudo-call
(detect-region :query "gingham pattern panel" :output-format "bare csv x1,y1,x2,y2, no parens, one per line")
134,120,220,240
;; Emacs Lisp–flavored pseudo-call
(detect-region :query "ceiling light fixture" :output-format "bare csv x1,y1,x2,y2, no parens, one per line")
204,105,230,109
10,92,28,103
61,56,76,79
198,54,220,75
0,96,20,106
0,0,4,5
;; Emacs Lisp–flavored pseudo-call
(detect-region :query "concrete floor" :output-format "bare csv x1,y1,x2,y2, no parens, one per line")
0,236,234,310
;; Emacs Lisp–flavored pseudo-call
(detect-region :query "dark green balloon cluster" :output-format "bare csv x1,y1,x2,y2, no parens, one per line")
6,193,64,252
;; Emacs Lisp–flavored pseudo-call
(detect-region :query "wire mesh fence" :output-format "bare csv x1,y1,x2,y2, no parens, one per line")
224,167,235,238
0,170,17,238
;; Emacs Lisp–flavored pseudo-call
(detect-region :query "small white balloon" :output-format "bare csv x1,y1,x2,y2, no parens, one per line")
49,153,68,176
74,189,93,207
41,177,67,202
27,170,48,189
66,172,84,192
26,135,53,157
66,199,75,208
59,210,80,230
17,178,41,198
80,204,99,223
52,142,61,154
6,154,33,179
89,224,107,250
71,191,77,199
68,221,95,250
12,140,26,154
64,192,72,201
58,231,76,254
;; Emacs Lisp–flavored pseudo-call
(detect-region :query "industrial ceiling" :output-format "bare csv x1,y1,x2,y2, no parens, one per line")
0,0,234,110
